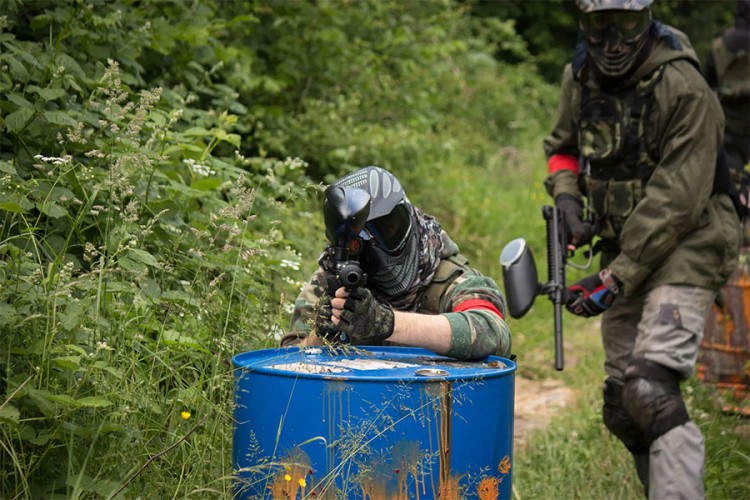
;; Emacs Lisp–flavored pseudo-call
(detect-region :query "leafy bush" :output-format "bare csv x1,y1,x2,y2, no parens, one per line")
0,2,317,495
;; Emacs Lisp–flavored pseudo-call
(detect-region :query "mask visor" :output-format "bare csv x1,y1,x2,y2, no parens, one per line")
582,9,651,42
365,203,412,252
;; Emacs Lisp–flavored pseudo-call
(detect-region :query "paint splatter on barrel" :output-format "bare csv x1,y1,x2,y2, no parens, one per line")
232,346,515,499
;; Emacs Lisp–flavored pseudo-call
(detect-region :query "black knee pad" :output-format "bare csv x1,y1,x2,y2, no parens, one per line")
622,358,690,442
602,377,650,454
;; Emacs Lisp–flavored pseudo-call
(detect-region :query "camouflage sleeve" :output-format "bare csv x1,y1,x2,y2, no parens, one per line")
279,268,329,347
439,270,512,361
543,64,580,162
543,64,584,200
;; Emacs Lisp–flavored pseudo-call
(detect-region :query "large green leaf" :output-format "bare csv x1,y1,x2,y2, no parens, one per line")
7,92,33,108
52,356,82,371
27,85,67,101
4,107,34,132
0,404,21,425
191,177,222,191
6,56,30,82
76,396,113,408
0,201,26,214
44,110,78,127
126,248,159,267
38,201,69,219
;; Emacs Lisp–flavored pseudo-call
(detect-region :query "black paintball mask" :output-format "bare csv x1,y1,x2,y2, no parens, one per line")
581,8,653,78
329,166,420,298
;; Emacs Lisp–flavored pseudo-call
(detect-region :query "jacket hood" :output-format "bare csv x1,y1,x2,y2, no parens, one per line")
574,22,700,88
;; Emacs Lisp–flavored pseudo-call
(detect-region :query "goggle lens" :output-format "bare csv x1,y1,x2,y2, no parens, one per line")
363,203,412,252
582,10,650,40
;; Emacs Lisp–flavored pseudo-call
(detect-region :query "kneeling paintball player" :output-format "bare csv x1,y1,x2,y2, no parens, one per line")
280,166,512,362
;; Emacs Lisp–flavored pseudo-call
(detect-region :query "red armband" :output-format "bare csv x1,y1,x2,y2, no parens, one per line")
452,299,503,319
547,154,579,175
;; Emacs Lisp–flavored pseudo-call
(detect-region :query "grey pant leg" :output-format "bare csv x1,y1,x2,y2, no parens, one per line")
637,285,714,500
635,285,715,379
650,422,705,500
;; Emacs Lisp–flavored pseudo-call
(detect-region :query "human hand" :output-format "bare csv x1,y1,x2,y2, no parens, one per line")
566,269,620,317
555,193,595,248
332,287,394,345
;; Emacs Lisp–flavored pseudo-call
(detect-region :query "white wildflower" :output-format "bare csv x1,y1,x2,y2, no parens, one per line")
183,158,215,176
280,259,300,271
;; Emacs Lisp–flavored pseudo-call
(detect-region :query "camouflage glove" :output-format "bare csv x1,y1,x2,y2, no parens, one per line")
338,287,395,345
566,269,620,317
555,193,595,247
312,294,340,340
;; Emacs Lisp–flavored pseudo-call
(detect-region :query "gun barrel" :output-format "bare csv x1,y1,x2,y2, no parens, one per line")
543,205,566,371
553,302,564,371
337,262,366,290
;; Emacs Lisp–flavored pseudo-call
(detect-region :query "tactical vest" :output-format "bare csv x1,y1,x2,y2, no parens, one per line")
576,65,666,241
576,63,743,242
417,253,470,314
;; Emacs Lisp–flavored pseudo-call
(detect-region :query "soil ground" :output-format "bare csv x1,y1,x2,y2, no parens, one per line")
513,376,579,448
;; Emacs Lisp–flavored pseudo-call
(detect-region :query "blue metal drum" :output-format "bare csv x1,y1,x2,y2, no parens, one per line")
232,346,515,499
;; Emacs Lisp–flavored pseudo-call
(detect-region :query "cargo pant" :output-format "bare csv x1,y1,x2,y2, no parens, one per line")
601,284,716,500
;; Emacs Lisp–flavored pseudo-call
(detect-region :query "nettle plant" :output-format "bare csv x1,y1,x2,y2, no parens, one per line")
0,58,310,497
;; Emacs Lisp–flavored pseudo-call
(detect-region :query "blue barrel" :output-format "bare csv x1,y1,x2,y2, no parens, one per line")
232,346,515,499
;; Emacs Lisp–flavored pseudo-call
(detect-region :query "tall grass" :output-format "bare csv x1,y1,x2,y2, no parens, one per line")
0,61,314,498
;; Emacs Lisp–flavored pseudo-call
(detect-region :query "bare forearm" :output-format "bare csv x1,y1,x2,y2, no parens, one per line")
387,311,452,355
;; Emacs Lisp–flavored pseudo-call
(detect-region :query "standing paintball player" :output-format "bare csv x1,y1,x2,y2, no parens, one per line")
280,166,512,362
543,0,742,498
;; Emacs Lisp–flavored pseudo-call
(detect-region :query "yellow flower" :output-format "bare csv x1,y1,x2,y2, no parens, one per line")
181,411,191,420
284,474,292,482
298,478,306,488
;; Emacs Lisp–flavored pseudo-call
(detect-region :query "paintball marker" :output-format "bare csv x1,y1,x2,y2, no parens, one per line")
499,205,570,371
322,185,370,292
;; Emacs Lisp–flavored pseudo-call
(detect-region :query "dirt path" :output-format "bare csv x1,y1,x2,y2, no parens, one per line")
513,377,579,448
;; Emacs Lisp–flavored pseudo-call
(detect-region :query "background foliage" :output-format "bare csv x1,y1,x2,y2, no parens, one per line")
0,0,746,498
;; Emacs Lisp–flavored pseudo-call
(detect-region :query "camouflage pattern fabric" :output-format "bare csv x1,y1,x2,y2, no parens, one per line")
280,256,512,361
437,270,511,361
576,0,652,13
337,287,395,345
578,95,624,160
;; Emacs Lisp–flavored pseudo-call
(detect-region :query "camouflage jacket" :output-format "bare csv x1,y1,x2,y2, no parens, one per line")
543,24,741,296
280,236,512,361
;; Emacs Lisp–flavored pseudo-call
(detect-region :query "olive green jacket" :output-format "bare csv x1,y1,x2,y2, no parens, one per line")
544,26,741,295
